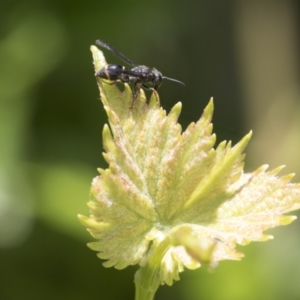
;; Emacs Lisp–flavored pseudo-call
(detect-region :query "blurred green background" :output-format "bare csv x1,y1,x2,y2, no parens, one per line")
1,1,300,299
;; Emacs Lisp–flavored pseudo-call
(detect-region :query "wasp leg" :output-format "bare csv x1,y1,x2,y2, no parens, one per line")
129,83,143,109
142,84,160,105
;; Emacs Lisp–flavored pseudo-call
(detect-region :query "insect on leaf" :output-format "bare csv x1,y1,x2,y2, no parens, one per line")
78,45,300,287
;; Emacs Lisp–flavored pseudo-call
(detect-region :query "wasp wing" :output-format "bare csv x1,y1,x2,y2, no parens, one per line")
95,39,137,67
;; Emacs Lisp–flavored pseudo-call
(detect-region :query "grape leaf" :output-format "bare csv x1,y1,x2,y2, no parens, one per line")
78,46,300,286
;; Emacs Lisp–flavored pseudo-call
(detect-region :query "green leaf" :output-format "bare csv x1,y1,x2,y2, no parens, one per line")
78,45,300,288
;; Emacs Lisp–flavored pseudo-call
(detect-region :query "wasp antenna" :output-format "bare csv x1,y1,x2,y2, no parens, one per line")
163,76,185,86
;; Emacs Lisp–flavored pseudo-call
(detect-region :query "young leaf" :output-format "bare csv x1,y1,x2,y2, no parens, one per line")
78,45,300,291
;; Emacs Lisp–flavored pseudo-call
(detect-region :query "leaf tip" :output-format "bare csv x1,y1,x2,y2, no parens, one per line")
90,44,106,72
169,101,182,118
280,215,297,225
204,97,214,117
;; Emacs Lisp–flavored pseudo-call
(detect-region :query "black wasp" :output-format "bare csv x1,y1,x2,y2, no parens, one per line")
95,39,184,99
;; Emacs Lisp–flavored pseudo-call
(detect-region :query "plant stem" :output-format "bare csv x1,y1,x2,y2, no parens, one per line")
134,237,171,300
